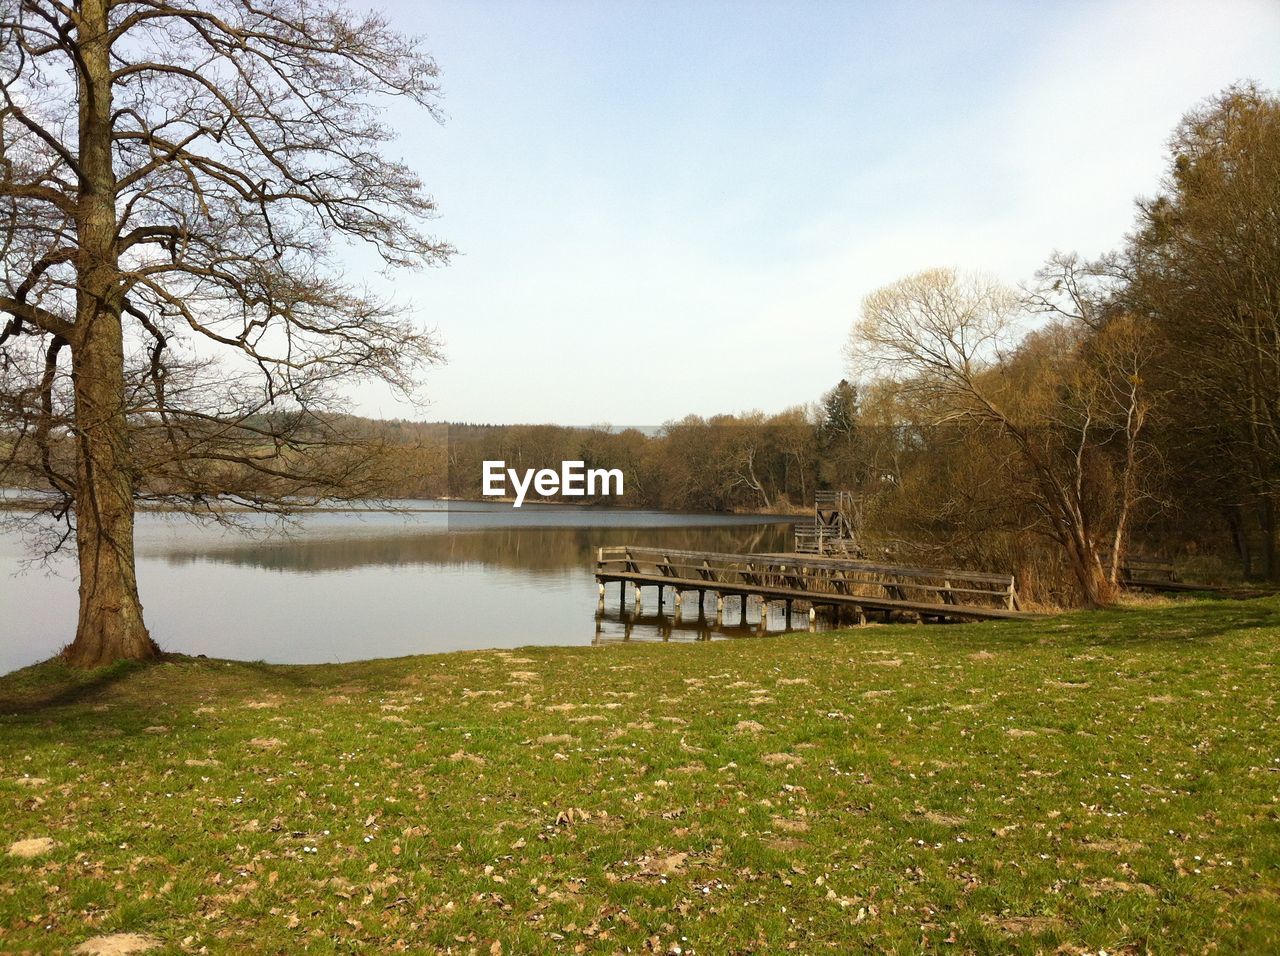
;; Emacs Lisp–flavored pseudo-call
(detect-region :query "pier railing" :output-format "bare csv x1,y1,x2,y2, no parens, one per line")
595,546,1024,620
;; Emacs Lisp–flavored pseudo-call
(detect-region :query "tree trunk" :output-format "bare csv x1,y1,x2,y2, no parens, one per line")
65,331,157,667
1262,493,1278,583
1034,465,1117,608
61,0,158,668
1051,486,1116,607
1227,505,1252,579
1065,532,1116,608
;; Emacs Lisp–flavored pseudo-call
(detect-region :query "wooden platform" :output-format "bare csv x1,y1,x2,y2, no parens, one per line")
595,546,1034,624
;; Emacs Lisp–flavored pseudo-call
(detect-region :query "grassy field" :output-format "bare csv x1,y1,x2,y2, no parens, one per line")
2,598,1279,954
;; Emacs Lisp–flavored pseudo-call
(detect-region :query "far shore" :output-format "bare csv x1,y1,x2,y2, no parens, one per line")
0,490,804,520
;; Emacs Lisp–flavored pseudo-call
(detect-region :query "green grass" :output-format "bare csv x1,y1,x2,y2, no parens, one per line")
2,598,1279,954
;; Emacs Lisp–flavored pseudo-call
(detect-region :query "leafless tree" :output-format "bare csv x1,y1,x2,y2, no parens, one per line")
849,268,1120,606
0,0,450,666
1024,250,1131,332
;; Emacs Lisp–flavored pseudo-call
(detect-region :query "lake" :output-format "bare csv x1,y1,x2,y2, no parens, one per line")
0,502,819,675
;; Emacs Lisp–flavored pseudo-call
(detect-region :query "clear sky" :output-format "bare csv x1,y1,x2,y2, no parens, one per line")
354,0,1280,426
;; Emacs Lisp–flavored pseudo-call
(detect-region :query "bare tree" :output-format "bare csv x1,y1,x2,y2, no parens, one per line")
849,268,1119,606
1024,250,1131,332
0,1,450,666
1066,313,1159,585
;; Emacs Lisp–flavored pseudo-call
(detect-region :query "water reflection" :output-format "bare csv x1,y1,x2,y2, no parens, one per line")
156,522,789,575
591,587,864,644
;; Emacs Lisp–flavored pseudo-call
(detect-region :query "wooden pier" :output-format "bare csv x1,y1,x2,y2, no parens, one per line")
595,546,1032,625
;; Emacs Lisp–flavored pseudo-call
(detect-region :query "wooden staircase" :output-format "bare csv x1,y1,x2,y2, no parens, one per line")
794,491,861,556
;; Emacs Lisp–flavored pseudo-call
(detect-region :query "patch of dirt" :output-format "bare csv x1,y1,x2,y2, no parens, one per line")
8,837,55,858
921,811,966,826
861,690,893,699
734,719,765,734
772,816,809,832
183,758,220,768
1084,878,1157,896
1005,728,1038,738
761,752,804,767
535,734,576,745
247,737,284,750
1081,838,1144,854
968,651,997,661
767,837,806,852
638,851,688,876
508,671,540,682
777,678,809,686
73,934,160,955
984,916,1060,935
869,658,903,667
142,726,169,734
14,777,48,787
243,699,280,709
448,750,485,766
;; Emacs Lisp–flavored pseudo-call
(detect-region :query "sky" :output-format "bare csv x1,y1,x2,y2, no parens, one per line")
350,0,1280,426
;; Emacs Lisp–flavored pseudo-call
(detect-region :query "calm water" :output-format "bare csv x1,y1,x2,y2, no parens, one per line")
0,503,815,674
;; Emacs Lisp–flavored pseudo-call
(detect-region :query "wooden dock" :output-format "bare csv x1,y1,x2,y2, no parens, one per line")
595,546,1032,624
